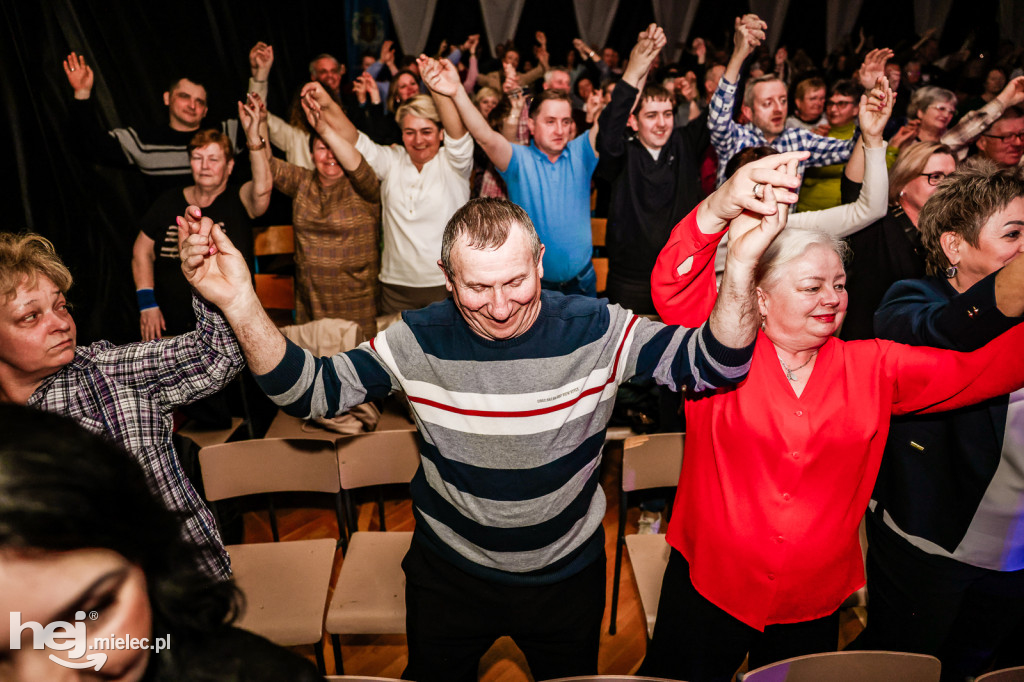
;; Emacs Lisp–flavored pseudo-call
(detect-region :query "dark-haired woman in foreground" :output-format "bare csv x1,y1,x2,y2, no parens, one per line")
0,405,324,681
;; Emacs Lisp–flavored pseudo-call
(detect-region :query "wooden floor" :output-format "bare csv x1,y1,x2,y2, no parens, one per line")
242,439,865,680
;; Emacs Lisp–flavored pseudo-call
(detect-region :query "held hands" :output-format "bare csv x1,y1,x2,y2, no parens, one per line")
625,24,666,83
249,41,274,80
177,206,254,314
720,153,807,268
63,52,94,98
238,92,267,141
858,76,895,145
733,14,766,60
301,89,327,134
300,81,334,111
358,72,381,105
419,55,461,98
692,37,707,62
463,34,480,55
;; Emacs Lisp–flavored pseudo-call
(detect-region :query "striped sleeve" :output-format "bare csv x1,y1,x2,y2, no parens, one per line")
253,338,396,419
627,317,754,393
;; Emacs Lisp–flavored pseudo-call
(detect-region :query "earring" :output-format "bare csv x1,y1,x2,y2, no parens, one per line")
944,264,958,278
760,315,767,331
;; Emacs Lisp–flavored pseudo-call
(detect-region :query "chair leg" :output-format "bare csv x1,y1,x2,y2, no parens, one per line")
331,634,345,675
609,490,629,635
314,640,326,674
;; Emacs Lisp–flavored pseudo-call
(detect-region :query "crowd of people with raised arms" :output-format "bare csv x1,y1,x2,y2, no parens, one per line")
2,9,1024,681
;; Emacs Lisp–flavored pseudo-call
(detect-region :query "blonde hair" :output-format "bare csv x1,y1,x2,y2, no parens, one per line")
888,141,954,204
0,233,73,304
395,94,441,129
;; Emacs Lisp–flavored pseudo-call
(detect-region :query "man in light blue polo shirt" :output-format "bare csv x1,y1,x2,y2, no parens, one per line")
421,58,601,296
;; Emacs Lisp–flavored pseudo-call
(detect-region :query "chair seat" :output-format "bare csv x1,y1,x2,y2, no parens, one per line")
229,538,337,646
326,531,413,634
625,534,671,639
177,417,243,449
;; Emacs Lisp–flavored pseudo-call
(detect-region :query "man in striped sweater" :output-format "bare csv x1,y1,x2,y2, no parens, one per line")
178,160,800,679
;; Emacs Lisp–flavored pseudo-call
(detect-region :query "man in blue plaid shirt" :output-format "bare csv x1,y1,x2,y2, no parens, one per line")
709,14,855,187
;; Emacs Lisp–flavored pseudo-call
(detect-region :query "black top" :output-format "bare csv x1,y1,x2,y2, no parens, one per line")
870,272,1023,557
841,206,926,341
68,98,244,207
595,81,707,283
140,185,253,335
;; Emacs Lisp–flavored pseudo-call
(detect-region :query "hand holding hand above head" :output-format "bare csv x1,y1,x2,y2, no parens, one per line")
721,154,805,268
624,24,665,84
63,52,94,98
249,41,274,79
419,56,461,98
177,206,254,313
701,150,808,243
585,90,604,116
775,46,788,67
856,47,893,90
535,31,547,47
733,14,767,59
360,72,381,104
301,90,327,134
858,76,894,145
300,80,334,110
463,34,479,54
238,92,266,140
502,62,521,93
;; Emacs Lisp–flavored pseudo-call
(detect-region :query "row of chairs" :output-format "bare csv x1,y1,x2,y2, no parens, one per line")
197,428,420,674
252,219,612,319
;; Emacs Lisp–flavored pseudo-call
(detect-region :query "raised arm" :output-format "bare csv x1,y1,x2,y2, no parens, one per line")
301,87,363,171
418,56,467,140
63,51,94,100
421,54,513,170
301,81,358,143
177,207,392,417
724,14,765,84
942,76,1024,158
653,151,809,327
238,92,272,219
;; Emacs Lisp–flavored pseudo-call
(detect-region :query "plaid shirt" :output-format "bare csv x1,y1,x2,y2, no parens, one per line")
708,76,856,187
28,296,244,580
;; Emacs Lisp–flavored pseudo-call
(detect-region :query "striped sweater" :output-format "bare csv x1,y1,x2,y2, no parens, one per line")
256,291,753,584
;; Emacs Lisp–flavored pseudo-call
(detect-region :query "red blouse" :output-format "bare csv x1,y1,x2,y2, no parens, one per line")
654,209,1024,630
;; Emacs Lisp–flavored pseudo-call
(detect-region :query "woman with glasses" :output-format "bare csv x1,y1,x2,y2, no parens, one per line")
889,78,1024,161
851,160,1024,681
841,141,956,339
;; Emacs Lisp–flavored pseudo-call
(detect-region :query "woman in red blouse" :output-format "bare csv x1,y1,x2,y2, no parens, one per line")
640,154,1024,681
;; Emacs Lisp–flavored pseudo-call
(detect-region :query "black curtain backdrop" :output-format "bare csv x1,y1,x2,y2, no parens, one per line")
2,0,997,345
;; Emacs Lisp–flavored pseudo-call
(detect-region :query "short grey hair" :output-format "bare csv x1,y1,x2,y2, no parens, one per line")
308,54,340,77
440,199,542,277
908,86,956,120
754,228,851,291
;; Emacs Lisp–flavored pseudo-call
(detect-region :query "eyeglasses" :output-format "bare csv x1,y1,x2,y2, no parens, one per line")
826,99,856,108
982,131,1024,143
927,104,956,115
919,172,948,186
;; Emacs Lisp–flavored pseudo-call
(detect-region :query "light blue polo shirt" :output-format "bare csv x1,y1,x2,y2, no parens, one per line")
499,134,598,283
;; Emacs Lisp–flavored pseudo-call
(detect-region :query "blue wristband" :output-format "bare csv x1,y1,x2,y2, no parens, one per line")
137,288,158,312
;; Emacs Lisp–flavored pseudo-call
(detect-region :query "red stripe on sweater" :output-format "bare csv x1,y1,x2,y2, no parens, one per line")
406,315,640,418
